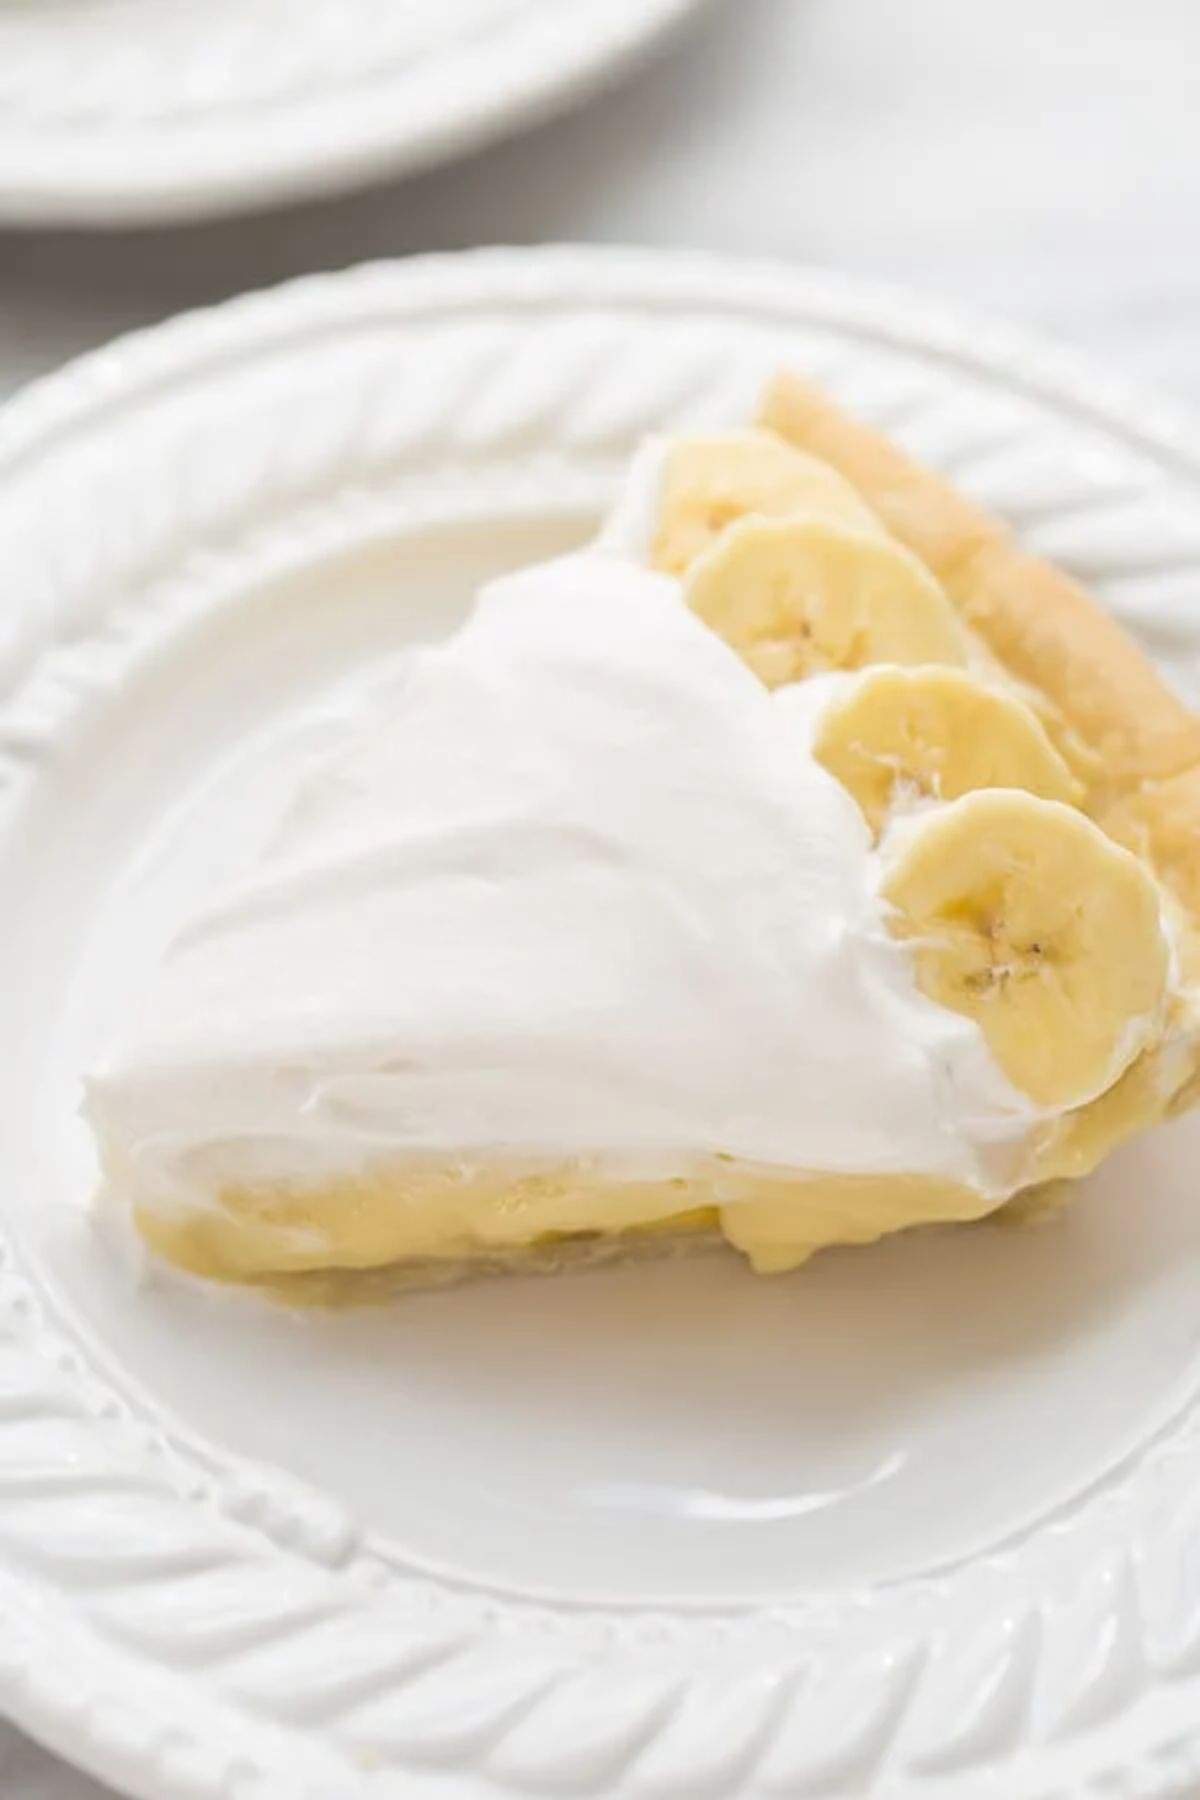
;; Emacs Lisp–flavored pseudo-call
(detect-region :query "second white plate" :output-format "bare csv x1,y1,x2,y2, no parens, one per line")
0,0,706,225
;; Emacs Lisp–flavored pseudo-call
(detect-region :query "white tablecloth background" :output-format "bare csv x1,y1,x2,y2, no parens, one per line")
2,0,1198,1791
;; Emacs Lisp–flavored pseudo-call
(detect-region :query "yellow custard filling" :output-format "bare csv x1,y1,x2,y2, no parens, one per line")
135,1161,1001,1292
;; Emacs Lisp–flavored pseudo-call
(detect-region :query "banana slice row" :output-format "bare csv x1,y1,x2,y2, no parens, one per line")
805,671,1156,1111
652,429,1172,1119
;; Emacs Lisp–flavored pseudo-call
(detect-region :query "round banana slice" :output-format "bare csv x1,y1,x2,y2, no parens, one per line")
814,666,1081,833
883,790,1170,1110
651,429,879,574
685,516,967,688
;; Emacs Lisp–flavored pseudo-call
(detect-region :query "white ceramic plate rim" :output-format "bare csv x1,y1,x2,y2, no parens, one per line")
6,248,1200,1800
0,0,707,227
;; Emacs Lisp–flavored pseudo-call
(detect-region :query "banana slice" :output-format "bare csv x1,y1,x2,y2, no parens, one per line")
685,516,967,688
651,429,879,574
883,790,1170,1109
814,666,1081,833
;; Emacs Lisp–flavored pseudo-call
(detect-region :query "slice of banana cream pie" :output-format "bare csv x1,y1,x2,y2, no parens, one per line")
86,377,1200,1295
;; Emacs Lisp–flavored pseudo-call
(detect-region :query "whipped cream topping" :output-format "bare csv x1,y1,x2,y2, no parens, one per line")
88,472,1043,1218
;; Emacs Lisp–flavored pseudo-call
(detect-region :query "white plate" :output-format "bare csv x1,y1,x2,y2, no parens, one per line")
5,248,1200,1800
0,0,705,226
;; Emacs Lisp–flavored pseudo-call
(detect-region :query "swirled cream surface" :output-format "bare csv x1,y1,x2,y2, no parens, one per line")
87,539,1037,1229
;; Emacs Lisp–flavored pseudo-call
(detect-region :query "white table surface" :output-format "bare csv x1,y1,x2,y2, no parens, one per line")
3,0,1199,1792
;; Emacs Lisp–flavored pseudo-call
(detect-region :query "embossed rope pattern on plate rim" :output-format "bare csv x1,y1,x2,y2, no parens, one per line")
4,249,1200,1798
